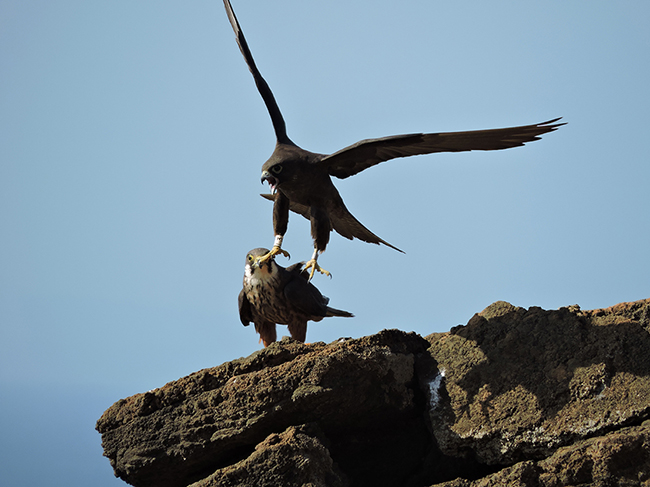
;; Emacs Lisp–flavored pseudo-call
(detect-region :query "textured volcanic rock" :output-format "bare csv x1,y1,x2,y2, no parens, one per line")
425,299,650,466
188,424,348,487
97,298,650,487
97,330,443,487
431,422,650,486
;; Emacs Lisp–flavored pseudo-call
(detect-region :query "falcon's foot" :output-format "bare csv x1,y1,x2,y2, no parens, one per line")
258,245,290,265
304,258,331,281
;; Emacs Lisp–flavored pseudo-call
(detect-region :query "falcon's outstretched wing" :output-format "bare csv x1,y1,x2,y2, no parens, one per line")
223,0,291,144
322,118,565,179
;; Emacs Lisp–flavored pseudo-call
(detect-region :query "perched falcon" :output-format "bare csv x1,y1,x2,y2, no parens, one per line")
223,0,564,278
238,248,353,347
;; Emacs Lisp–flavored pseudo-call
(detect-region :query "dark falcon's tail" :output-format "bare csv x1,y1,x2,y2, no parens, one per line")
325,306,354,318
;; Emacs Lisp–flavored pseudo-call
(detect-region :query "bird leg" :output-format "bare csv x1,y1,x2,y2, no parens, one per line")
287,322,307,343
255,321,277,348
304,248,331,281
258,235,290,265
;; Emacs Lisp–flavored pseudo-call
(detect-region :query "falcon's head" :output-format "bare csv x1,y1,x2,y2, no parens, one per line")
260,164,283,194
260,144,308,194
244,248,278,283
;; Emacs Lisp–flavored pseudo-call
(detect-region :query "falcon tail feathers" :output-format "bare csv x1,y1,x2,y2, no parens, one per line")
325,307,354,318
329,205,404,253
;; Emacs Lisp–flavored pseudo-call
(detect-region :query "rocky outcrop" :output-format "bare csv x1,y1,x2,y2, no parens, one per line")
97,331,442,487
97,298,650,486
435,422,650,486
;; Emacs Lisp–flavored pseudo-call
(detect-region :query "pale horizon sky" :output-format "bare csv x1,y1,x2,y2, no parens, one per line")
1,1,648,485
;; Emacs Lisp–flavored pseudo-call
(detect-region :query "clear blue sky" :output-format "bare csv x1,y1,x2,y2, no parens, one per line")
1,1,648,485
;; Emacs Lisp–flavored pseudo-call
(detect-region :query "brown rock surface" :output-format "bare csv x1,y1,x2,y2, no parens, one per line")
97,298,650,487
426,299,650,466
188,424,348,487
97,330,441,487
431,422,650,486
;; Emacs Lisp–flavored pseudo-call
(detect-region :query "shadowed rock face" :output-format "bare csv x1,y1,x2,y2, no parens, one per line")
433,423,650,487
426,299,650,466
97,298,650,487
97,330,444,487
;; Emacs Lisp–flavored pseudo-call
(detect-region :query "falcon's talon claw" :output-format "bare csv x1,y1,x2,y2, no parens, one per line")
259,246,290,265
304,259,331,281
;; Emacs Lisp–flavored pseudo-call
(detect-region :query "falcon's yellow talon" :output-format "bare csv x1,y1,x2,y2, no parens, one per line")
259,245,290,265
304,259,331,281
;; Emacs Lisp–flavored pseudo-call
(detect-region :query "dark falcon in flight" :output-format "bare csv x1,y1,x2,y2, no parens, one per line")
239,248,353,347
223,0,564,279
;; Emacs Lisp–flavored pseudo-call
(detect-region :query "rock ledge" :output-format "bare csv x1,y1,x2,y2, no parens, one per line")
97,298,650,486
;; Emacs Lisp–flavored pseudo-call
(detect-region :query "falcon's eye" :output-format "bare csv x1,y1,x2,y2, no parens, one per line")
247,254,253,262
271,165,283,174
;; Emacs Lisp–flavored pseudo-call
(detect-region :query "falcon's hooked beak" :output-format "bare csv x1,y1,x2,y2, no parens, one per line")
261,171,278,194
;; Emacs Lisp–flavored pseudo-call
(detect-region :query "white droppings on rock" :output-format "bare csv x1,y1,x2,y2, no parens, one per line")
428,368,446,410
